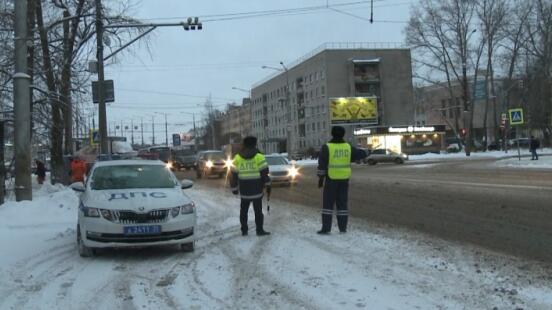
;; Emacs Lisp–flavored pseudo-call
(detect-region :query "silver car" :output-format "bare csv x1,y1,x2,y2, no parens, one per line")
265,154,299,185
365,149,408,165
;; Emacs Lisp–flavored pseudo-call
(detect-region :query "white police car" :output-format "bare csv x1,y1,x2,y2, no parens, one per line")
72,160,196,257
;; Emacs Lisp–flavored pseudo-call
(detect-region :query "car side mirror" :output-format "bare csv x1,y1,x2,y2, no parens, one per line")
70,182,85,192
181,179,194,189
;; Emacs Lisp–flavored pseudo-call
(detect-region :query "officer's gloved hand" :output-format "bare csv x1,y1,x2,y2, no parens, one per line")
232,190,238,195
318,176,324,188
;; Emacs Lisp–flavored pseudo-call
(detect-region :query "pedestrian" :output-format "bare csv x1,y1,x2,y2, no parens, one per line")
230,136,271,236
70,156,87,183
530,136,540,160
317,126,367,234
35,160,46,185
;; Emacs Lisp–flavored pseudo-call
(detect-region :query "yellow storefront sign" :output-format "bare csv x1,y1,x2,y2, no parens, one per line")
329,97,378,124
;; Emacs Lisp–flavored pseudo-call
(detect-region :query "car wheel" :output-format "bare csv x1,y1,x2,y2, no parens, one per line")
394,158,404,164
77,225,95,257
181,241,195,252
367,159,376,165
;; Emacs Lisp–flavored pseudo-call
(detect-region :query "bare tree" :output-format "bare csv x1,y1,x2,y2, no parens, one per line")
405,0,481,155
477,0,508,148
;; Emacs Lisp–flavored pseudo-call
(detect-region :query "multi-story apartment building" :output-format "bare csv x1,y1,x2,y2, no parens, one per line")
251,43,414,155
219,98,252,145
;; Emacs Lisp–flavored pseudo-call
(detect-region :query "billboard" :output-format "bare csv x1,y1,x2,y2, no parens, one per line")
329,97,378,125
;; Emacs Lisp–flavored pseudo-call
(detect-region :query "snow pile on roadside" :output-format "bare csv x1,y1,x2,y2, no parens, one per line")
0,185,77,267
495,155,552,169
409,148,552,161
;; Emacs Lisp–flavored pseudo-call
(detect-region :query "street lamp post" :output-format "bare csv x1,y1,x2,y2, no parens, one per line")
180,111,198,151
155,112,168,146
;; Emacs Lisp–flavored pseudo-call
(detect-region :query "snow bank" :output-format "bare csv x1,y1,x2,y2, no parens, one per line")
495,155,552,169
0,184,77,267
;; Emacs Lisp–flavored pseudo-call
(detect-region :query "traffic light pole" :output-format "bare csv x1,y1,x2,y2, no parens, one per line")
95,0,108,155
93,1,202,153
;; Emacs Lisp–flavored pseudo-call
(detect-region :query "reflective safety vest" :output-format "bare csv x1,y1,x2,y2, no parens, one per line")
232,153,268,180
327,143,351,180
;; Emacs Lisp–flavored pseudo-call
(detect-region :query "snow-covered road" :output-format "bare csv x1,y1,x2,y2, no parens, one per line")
0,183,551,309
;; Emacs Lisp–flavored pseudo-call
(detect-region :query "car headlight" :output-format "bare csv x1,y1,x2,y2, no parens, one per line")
205,160,213,168
171,206,180,218
287,166,300,178
224,158,234,169
80,202,100,218
166,162,173,169
180,203,195,214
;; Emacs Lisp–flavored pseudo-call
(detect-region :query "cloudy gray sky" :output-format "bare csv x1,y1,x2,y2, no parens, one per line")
102,0,413,144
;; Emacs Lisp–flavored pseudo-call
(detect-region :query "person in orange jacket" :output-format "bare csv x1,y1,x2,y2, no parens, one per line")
70,156,87,183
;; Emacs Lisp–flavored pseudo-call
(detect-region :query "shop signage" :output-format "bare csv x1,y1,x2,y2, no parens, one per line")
388,126,436,133
353,125,446,136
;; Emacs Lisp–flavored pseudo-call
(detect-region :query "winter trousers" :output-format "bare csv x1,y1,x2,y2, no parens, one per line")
321,179,349,232
531,149,539,160
240,198,264,233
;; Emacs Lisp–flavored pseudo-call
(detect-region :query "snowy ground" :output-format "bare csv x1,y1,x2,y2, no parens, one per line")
495,155,552,169
0,182,551,309
296,148,552,167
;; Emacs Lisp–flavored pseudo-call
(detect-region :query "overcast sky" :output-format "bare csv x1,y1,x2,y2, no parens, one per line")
101,0,413,144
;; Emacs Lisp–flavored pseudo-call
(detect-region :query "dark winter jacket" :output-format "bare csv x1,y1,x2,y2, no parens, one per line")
36,161,46,178
230,147,271,200
530,138,540,150
317,138,367,181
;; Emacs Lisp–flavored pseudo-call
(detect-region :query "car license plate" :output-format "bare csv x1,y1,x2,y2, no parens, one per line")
124,225,161,235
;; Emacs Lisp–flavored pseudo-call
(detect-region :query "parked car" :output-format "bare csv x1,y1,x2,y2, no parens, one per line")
508,138,531,148
365,149,408,165
195,150,228,178
72,159,196,257
265,154,299,186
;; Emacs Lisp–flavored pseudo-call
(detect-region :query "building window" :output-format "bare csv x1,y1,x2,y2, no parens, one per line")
440,99,446,118
321,70,325,79
321,86,325,95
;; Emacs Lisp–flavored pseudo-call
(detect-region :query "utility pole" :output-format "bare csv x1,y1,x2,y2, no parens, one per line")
131,119,134,145
95,0,108,155
14,0,32,200
193,113,198,151
164,113,168,146
151,115,155,145
141,117,144,145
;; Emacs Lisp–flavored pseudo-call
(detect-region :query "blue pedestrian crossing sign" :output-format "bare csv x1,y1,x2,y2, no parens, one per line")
90,129,99,145
508,108,524,125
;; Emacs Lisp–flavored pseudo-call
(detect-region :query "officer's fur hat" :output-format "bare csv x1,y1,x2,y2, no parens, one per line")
331,126,346,139
243,136,257,148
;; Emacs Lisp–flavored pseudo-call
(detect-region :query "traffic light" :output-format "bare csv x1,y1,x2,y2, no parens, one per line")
183,17,202,31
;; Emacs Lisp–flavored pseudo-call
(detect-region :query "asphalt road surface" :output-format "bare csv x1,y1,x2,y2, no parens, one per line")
175,158,552,261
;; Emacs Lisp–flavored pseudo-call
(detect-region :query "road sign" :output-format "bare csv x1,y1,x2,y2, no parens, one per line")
90,129,99,145
172,133,181,146
474,79,487,100
329,97,378,125
508,108,524,125
92,80,115,103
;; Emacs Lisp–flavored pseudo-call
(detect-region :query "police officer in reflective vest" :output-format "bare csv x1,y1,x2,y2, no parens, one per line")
230,136,271,236
317,126,367,234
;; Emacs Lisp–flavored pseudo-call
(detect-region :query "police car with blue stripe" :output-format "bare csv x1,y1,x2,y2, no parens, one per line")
72,160,196,257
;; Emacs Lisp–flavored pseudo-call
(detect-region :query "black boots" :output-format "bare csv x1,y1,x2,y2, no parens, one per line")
317,229,330,235
256,230,271,236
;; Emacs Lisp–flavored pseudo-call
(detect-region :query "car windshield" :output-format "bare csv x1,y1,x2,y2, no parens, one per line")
150,147,171,161
204,152,224,160
266,156,288,165
91,165,177,190
175,149,195,156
